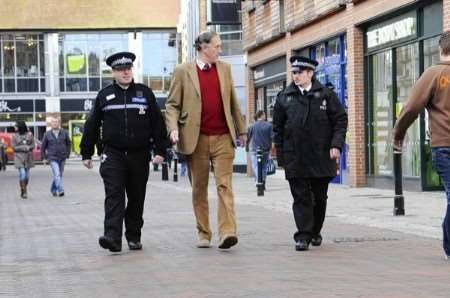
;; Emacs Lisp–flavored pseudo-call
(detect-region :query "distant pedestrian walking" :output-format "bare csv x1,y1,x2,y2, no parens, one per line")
393,30,450,260
12,121,35,199
247,110,273,189
41,117,71,197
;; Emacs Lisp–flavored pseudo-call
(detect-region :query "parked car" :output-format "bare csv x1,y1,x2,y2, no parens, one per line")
0,132,42,163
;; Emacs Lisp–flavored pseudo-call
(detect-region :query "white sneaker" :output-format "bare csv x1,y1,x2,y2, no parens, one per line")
445,255,449,260
196,238,211,248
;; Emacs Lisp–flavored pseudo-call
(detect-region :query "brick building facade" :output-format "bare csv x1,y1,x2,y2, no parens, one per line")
243,0,446,190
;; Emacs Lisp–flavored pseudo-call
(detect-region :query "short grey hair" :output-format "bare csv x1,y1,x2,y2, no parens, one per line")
194,31,218,51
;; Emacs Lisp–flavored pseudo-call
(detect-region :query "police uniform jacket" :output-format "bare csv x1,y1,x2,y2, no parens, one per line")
273,79,347,179
80,81,168,160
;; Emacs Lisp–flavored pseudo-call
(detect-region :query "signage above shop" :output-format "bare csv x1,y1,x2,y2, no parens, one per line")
0,99,45,113
366,12,417,50
253,57,286,87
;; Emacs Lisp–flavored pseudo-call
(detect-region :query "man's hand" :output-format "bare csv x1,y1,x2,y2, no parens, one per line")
329,148,340,160
83,159,93,169
393,139,403,153
239,134,247,148
152,155,164,165
170,130,179,144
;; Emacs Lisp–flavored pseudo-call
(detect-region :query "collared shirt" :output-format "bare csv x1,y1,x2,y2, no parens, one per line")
298,83,312,95
196,59,211,71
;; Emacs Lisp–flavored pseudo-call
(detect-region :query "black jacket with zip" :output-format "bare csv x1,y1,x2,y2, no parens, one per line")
80,81,169,160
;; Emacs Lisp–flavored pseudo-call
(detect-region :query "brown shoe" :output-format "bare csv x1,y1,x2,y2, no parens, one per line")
218,235,238,249
196,238,211,248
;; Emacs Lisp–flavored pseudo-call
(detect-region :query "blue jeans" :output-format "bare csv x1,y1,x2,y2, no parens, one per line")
250,151,269,183
18,168,29,182
180,161,187,176
432,147,450,256
50,160,65,194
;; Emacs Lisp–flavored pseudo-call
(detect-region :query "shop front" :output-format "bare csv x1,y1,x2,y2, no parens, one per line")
252,56,286,121
364,0,443,190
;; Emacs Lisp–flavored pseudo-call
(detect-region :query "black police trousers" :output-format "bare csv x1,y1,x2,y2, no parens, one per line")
99,146,150,244
288,177,331,242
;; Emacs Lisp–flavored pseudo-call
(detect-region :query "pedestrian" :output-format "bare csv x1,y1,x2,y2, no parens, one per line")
247,110,273,189
393,30,450,260
41,117,71,197
80,51,169,253
12,121,35,199
165,31,247,249
0,137,7,171
273,56,348,251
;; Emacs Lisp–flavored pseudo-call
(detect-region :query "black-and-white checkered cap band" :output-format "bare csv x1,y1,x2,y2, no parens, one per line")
111,56,133,67
292,60,316,70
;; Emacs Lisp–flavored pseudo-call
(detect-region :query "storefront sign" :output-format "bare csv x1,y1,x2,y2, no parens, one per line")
253,57,286,87
0,99,45,113
367,13,417,50
60,99,94,112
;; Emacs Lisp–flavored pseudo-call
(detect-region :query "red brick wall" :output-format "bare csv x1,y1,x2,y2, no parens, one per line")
444,0,450,31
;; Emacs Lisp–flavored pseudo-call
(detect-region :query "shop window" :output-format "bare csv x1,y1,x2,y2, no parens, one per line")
423,2,443,38
396,43,420,177
371,51,393,176
0,34,45,93
142,32,177,92
59,33,127,92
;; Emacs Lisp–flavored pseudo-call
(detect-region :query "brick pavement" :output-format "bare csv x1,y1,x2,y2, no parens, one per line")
0,163,449,298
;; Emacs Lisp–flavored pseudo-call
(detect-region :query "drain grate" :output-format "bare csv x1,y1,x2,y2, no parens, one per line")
333,237,399,243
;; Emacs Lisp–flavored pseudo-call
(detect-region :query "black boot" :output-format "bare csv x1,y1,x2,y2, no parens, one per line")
20,181,27,199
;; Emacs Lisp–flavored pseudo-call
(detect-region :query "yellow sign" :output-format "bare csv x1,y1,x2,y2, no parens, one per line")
69,120,85,155
67,54,86,74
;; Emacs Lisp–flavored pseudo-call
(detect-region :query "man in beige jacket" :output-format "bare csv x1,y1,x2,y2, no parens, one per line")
393,31,450,260
165,31,246,249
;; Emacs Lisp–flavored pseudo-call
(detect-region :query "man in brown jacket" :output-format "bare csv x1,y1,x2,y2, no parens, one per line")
165,31,246,249
393,31,450,260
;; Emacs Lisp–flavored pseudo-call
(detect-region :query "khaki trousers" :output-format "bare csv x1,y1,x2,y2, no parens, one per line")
187,133,236,240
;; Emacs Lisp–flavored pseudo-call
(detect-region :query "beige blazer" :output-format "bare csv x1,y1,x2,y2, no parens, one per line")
165,60,246,155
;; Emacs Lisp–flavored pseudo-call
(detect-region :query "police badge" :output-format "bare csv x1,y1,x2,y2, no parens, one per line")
139,105,146,115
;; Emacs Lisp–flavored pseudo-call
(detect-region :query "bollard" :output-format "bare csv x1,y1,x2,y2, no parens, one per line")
256,147,264,196
393,150,405,216
162,161,169,181
173,155,178,182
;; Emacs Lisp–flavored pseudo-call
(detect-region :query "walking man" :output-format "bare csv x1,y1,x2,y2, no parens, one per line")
247,110,273,188
165,31,246,249
273,56,347,251
81,51,169,252
41,117,71,197
393,31,450,260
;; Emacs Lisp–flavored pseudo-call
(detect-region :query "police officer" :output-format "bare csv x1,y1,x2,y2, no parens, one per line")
273,56,347,251
80,51,169,252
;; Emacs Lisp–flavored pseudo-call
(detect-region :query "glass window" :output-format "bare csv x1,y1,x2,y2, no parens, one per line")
423,36,441,187
3,41,15,77
142,32,177,92
0,33,45,93
371,50,393,176
423,2,443,38
396,43,420,177
266,81,284,121
59,33,127,92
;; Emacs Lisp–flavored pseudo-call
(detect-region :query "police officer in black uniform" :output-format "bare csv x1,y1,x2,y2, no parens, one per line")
81,51,169,252
273,56,347,251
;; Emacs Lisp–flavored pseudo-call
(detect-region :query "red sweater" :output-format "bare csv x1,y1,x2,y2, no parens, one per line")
196,64,229,136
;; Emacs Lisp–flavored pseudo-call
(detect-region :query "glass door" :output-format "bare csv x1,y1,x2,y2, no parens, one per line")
421,36,443,189
370,50,393,176
395,43,420,177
